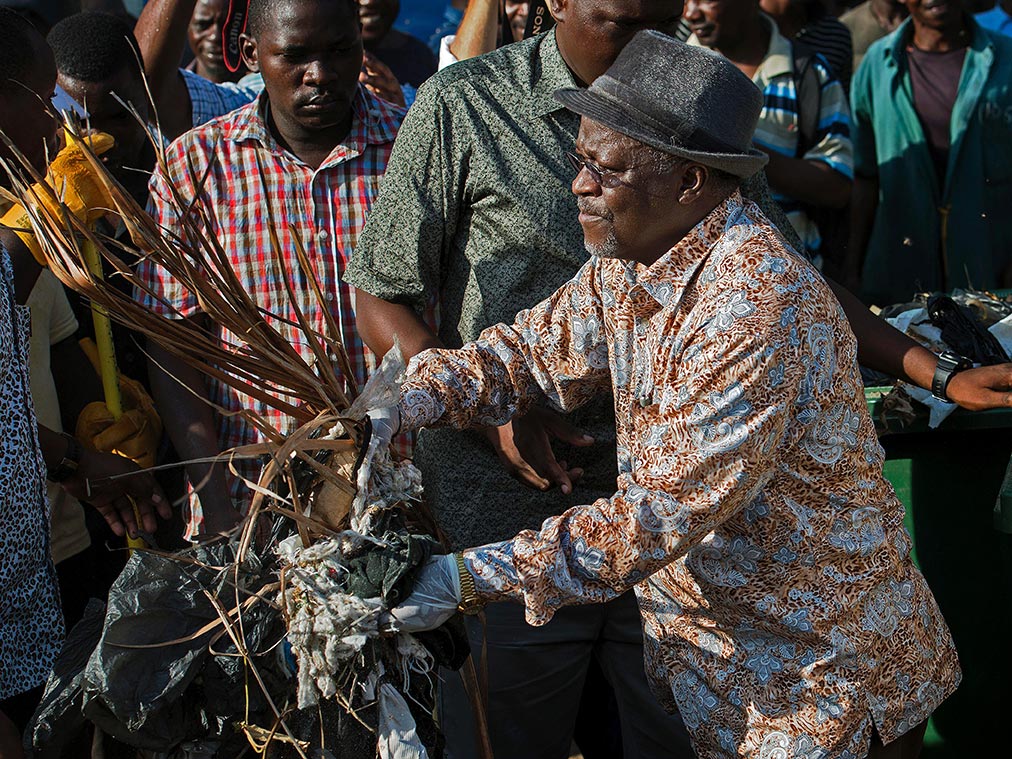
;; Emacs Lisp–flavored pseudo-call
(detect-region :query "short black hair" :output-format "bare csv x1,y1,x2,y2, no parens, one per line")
0,8,45,92
246,0,358,37
47,11,142,83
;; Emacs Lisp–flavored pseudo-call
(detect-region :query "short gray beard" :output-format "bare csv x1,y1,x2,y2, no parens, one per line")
584,227,620,259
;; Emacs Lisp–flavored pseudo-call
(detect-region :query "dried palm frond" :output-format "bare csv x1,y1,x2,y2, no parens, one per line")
0,123,357,438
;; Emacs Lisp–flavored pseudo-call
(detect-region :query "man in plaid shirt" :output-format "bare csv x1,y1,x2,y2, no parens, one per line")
136,0,403,539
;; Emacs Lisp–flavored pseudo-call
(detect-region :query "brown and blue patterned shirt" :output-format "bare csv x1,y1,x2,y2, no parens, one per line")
346,30,801,549
398,193,960,758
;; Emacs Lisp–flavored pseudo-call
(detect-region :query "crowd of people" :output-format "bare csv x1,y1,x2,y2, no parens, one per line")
2,0,1012,758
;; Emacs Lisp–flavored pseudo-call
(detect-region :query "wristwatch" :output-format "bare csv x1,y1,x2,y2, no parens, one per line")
49,433,83,483
931,351,974,403
454,553,485,615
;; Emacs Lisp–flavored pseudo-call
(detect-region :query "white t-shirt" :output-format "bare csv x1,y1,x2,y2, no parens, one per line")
26,270,91,565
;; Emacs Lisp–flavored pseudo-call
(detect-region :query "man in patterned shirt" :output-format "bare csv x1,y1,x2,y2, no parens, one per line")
136,0,403,539
345,0,1012,754
376,32,960,759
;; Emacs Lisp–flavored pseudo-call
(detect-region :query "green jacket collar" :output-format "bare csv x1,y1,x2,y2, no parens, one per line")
882,15,995,69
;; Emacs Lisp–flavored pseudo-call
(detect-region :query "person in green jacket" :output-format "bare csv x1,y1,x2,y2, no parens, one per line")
846,0,1012,307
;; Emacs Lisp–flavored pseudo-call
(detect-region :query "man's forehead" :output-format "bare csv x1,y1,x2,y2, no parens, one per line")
194,0,229,16
576,117,644,157
57,69,142,104
260,0,359,42
582,0,685,19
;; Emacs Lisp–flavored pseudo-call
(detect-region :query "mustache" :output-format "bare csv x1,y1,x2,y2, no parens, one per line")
577,199,614,221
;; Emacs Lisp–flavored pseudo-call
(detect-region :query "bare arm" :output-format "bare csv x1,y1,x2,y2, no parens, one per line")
134,0,197,142
829,277,935,386
829,277,1012,409
844,174,878,291
761,151,852,209
148,319,239,534
354,288,442,360
448,0,500,62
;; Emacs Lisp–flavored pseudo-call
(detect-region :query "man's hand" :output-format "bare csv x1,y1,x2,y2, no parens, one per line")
76,371,163,469
360,52,405,107
63,448,170,539
945,364,1012,411
481,407,594,495
382,554,461,633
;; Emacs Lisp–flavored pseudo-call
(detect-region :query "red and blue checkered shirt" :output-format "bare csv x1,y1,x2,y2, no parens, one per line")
137,86,404,538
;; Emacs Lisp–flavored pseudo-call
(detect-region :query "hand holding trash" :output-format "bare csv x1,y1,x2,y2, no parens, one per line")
1,131,117,266
62,447,170,539
356,405,401,498
382,553,462,633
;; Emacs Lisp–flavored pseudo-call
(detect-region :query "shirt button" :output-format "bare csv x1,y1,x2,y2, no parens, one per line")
318,229,330,242
326,292,335,302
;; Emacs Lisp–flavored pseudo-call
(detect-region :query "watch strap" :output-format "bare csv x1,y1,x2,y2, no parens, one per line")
931,351,973,403
49,433,82,483
455,553,485,615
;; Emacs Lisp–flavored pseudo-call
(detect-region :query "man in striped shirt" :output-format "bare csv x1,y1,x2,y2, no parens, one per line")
686,0,853,259
136,0,404,539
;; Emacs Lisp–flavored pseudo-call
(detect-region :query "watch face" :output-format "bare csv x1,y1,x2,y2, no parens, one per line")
457,600,485,616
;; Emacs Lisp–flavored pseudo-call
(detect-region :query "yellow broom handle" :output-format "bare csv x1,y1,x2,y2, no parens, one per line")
81,238,145,548
80,239,123,418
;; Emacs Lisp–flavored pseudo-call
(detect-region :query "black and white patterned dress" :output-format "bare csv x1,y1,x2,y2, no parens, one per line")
0,243,63,700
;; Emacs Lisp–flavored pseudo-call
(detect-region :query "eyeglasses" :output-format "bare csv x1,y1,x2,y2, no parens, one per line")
565,151,628,189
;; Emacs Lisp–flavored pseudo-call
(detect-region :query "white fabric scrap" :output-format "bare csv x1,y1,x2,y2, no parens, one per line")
377,682,428,759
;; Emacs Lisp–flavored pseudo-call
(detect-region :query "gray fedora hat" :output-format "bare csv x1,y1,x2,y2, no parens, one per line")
554,30,768,179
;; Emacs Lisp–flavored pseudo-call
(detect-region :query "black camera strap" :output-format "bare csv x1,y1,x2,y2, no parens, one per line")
524,0,556,39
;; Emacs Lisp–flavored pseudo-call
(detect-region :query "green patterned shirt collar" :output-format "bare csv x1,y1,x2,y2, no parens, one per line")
528,30,581,118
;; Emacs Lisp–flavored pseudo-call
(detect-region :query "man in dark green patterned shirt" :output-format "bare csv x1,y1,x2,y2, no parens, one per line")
345,0,1012,756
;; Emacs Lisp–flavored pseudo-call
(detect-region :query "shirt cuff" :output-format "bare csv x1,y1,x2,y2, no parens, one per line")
462,542,520,603
438,35,459,71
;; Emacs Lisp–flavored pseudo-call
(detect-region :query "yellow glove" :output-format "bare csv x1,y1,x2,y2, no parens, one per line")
75,338,163,469
0,131,117,267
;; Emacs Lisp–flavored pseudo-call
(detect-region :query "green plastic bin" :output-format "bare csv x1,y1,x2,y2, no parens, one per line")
866,387,1012,757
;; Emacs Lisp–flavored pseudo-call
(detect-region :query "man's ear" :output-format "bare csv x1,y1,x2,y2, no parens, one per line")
240,34,259,73
548,0,568,24
678,164,708,205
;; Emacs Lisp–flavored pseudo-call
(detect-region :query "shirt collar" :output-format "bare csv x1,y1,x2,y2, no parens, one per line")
626,191,744,307
223,84,402,165
883,16,992,66
529,29,581,118
754,14,793,83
